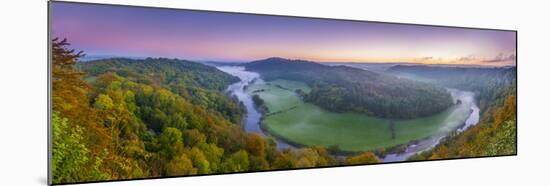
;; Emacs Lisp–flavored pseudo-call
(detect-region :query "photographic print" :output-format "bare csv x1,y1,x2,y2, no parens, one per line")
49,1,517,184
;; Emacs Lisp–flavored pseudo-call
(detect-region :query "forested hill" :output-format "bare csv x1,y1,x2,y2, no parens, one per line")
245,57,453,119
80,57,239,91
387,65,516,116
78,58,244,125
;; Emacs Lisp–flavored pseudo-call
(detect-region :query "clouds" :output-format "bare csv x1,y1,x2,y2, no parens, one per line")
421,57,433,60
457,55,476,62
482,53,516,63
411,53,516,66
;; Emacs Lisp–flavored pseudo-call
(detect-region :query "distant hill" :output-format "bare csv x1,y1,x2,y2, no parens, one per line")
387,65,516,80
78,55,136,62
323,62,405,73
199,61,247,67
246,57,453,119
323,62,499,73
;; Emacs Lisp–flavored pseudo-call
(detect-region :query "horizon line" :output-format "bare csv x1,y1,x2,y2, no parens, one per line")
80,55,516,67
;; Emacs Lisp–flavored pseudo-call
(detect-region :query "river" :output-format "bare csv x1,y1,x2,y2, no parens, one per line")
217,66,480,161
217,66,294,149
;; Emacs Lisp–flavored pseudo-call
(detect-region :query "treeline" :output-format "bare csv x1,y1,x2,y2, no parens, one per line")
245,57,453,119
51,39,378,184
251,94,269,114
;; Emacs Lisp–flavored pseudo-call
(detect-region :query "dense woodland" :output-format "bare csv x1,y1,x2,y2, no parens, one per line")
387,66,517,160
246,57,453,119
51,39,379,184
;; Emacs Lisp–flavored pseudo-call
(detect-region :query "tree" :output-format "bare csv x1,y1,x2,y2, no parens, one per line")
221,150,250,172
158,127,184,160
93,94,114,110
165,154,197,176
51,112,107,183
51,38,113,183
197,143,224,172
188,147,211,174
245,133,266,157
51,38,89,120
271,150,296,169
345,152,379,165
183,129,206,147
294,148,320,168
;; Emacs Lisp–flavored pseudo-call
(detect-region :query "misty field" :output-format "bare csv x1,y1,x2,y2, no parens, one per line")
248,80,473,152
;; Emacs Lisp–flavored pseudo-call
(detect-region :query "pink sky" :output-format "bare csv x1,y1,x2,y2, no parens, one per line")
51,2,516,66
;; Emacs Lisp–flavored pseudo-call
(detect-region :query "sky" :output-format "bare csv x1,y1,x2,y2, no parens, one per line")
51,2,516,66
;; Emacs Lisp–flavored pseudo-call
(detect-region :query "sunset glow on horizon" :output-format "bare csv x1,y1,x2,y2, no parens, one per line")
51,2,516,66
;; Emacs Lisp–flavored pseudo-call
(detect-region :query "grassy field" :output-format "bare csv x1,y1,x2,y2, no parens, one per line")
247,79,472,152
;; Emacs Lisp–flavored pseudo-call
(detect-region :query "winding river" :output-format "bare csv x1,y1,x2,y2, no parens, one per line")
217,66,294,149
217,66,480,161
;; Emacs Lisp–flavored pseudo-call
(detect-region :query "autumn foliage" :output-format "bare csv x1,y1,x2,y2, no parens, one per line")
51,38,380,184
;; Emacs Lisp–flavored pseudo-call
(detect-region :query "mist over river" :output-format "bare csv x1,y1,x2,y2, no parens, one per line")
217,66,294,149
217,66,480,161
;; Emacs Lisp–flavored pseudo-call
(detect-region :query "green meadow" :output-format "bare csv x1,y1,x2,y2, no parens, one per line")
248,79,472,152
